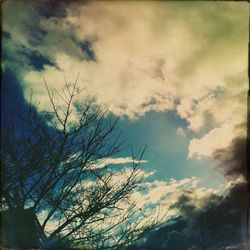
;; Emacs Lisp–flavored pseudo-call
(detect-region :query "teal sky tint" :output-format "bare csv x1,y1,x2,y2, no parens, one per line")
2,2,248,247
117,110,225,189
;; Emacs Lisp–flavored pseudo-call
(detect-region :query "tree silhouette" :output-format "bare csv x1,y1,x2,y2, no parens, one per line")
1,77,161,249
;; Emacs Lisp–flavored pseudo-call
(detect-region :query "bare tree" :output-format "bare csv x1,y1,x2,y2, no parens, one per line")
1,77,163,249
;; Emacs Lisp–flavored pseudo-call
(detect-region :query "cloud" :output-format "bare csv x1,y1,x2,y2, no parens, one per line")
2,2,248,174
134,125,248,248
176,181,247,241
188,123,235,159
88,156,148,170
3,1,248,119
37,210,60,235
2,2,248,246
213,137,247,181
79,169,205,215
176,127,186,138
2,0,248,201
104,173,221,239
186,73,247,159
38,166,214,237
132,181,247,249
128,175,219,224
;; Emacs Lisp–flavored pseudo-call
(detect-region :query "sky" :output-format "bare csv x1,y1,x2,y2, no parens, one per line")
1,1,249,248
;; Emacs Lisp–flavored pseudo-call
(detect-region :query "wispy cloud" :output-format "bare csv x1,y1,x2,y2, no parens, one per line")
89,156,148,170
38,166,217,235
176,127,186,138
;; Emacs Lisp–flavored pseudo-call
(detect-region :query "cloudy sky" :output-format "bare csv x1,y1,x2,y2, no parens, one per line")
2,1,249,247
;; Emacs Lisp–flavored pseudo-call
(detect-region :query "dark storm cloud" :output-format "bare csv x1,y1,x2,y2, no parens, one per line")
174,182,247,221
175,182,247,249
131,182,247,249
172,190,198,218
213,137,247,180
132,133,248,249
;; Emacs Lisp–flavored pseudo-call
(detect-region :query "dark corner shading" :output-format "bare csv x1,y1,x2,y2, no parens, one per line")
130,182,247,250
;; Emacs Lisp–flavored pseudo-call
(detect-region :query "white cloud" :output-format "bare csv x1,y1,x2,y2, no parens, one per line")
89,156,147,170
3,1,248,160
37,210,62,235
14,2,246,120
129,175,218,223
188,123,235,159
131,176,199,209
